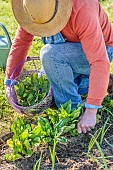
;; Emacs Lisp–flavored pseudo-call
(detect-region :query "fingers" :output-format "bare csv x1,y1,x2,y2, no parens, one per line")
77,122,82,134
81,126,87,133
77,123,92,134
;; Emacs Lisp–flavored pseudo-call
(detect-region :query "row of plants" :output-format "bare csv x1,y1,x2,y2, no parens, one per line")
5,100,82,161
5,99,106,170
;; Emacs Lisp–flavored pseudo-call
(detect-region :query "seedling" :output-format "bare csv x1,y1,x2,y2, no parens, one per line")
100,117,111,145
33,150,43,170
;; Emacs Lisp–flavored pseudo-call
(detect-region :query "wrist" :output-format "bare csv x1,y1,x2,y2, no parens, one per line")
85,108,97,114
4,78,18,86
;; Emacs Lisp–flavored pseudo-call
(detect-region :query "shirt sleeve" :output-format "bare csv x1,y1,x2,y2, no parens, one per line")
6,25,34,79
74,4,110,105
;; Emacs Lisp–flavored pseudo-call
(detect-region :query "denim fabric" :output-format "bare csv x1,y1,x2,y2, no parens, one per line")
40,42,113,109
106,45,113,62
42,32,66,44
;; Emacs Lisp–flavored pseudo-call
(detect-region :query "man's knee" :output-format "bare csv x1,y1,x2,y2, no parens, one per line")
40,44,53,65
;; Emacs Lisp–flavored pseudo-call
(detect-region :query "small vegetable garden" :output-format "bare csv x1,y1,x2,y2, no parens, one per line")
0,0,113,170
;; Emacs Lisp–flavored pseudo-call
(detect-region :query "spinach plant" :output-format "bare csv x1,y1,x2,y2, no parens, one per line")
5,100,83,162
15,73,50,106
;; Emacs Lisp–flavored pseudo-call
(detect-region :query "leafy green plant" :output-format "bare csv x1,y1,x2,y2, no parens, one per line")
5,116,42,161
46,100,82,136
101,96,113,112
5,100,82,162
15,73,50,106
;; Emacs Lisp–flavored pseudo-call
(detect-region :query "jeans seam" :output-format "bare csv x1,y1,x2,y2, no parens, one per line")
52,57,68,100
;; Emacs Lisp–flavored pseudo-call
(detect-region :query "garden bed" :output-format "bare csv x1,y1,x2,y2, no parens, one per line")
0,103,113,170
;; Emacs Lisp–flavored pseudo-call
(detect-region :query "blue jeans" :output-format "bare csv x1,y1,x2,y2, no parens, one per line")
40,42,113,108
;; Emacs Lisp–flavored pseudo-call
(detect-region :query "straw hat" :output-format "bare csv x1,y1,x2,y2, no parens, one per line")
12,0,72,37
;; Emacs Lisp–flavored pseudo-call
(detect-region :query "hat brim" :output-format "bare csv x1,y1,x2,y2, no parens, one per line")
12,0,72,37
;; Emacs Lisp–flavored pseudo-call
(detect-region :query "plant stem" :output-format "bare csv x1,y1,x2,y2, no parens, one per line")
49,133,57,170
33,150,42,170
95,140,108,170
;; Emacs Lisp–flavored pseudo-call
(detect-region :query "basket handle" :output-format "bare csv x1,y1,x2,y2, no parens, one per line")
0,22,12,48
10,56,40,80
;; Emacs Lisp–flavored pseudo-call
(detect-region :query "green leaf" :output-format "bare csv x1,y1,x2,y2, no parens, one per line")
27,93,34,103
11,123,17,135
5,154,11,161
44,137,52,144
41,81,47,93
27,148,33,155
70,129,78,136
38,117,52,131
23,93,28,98
17,116,24,127
21,149,27,155
15,139,23,149
24,140,31,149
33,137,41,143
54,118,70,130
70,106,82,119
46,108,59,116
31,73,38,84
32,126,41,134
20,129,29,141
59,107,69,119
59,100,72,113
5,153,21,161
18,82,25,95
59,124,75,135
56,136,68,143
7,139,14,148
88,128,102,152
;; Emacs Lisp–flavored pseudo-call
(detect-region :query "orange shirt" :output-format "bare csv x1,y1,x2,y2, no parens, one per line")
6,0,113,106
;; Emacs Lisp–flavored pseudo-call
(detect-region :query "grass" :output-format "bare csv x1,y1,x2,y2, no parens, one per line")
0,0,113,136
0,0,43,57
88,125,112,170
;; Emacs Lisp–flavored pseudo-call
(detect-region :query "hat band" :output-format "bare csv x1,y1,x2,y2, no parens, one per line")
45,0,58,23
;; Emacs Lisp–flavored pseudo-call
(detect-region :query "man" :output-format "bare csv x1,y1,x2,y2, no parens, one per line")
4,0,113,134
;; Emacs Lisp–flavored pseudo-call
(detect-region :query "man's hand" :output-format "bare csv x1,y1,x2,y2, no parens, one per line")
5,85,18,104
77,108,97,134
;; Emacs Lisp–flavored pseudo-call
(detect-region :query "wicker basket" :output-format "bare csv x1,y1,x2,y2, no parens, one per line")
8,56,54,115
